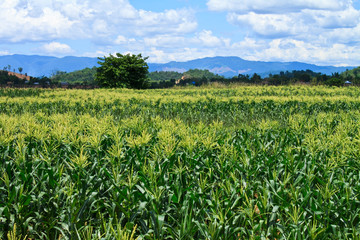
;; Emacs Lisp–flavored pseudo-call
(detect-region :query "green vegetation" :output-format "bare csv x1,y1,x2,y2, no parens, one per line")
148,71,182,82
3,61,360,88
0,70,54,86
150,69,360,88
51,67,97,84
0,70,23,84
149,69,224,88
182,69,222,79
96,53,149,89
342,66,360,84
1,86,360,239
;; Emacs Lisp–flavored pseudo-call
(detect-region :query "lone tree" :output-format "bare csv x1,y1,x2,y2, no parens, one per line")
95,53,149,89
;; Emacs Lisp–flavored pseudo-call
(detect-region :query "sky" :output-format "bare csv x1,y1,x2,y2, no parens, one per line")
1,0,360,66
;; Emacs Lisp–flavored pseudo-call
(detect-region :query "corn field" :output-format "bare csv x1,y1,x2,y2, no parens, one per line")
0,86,360,239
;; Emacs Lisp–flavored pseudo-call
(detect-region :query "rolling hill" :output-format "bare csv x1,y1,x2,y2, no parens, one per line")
0,54,355,77
0,55,99,77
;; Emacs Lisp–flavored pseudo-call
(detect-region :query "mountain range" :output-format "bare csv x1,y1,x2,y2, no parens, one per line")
0,54,355,78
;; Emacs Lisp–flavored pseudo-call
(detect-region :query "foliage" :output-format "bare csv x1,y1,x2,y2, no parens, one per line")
148,71,182,82
0,64,351,88
0,71,25,85
51,67,97,84
325,77,344,87
149,69,226,88
341,67,360,84
183,69,223,79
149,79,176,89
1,86,360,239
96,53,149,89
29,75,53,85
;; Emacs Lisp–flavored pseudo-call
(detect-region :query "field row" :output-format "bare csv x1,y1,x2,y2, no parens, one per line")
1,86,360,239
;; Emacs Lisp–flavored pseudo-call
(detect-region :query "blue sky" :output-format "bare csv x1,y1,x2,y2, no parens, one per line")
1,0,360,66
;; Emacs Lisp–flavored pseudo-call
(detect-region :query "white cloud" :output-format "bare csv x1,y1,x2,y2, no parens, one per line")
146,48,170,63
229,38,266,57
82,50,112,58
207,0,351,13
312,7,360,29
143,33,360,66
40,42,73,55
114,35,127,45
144,35,186,48
225,38,360,66
146,47,217,63
142,30,230,50
222,0,360,50
0,0,359,66
0,5,76,42
138,30,230,62
325,23,360,44
132,9,197,36
196,30,223,47
0,0,197,44
0,50,10,56
228,12,303,38
228,8,360,38
92,19,110,37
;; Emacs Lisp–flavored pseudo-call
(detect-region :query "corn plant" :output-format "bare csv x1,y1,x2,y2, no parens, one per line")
1,86,360,239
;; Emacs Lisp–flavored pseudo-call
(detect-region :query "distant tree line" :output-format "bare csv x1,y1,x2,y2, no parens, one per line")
0,70,87,88
0,70,57,86
2,63,360,89
148,71,183,82
51,67,97,85
50,67,97,86
341,67,360,85
149,69,352,88
0,71,22,84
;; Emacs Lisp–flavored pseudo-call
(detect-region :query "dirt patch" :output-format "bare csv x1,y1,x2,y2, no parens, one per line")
8,71,30,81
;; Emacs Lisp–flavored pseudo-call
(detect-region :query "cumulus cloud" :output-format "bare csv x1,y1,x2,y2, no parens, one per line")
82,50,113,58
146,47,218,63
207,0,351,13
0,5,75,42
39,42,73,55
114,35,128,45
138,30,231,63
144,35,186,48
222,38,360,66
325,24,360,44
1,0,359,66
211,0,360,53
227,8,360,40
132,9,197,36
0,50,10,56
262,40,360,66
142,30,229,50
0,0,197,44
228,12,304,38
312,7,360,29
196,30,223,47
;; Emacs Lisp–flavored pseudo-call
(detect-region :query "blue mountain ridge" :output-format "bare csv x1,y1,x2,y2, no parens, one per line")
0,54,355,77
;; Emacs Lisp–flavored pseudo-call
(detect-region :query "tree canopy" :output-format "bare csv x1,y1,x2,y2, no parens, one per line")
148,71,183,82
95,53,149,89
51,67,97,84
183,69,222,79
